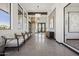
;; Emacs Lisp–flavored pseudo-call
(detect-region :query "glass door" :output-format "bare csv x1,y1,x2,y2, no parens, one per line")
38,23,46,33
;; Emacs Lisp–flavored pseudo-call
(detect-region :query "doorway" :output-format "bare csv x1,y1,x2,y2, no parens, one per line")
38,23,46,33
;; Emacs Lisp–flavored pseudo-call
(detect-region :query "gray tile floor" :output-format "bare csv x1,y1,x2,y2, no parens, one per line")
66,39,79,50
5,33,78,56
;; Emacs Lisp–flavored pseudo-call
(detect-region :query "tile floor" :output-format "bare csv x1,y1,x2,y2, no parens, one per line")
66,39,79,50
5,33,78,56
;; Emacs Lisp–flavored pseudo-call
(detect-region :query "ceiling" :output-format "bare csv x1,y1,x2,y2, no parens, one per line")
66,3,79,7
21,3,54,13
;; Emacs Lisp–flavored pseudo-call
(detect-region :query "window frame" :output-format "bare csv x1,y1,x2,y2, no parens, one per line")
0,3,11,30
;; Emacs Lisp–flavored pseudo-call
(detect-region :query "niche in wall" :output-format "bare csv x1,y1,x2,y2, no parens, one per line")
0,3,11,30
49,9,56,29
49,13,54,29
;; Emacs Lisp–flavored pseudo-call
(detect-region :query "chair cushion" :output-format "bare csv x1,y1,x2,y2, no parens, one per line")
6,38,24,47
0,37,5,46
28,34,30,37
6,39,17,47
25,35,28,40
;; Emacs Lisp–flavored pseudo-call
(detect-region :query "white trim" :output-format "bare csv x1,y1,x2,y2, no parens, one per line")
63,43,79,53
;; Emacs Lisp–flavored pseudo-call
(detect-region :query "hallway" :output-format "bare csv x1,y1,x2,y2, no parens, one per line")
5,33,78,56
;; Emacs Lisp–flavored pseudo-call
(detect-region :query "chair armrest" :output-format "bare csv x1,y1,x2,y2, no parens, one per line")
1,36,17,43
1,36,16,41
6,38,16,40
17,35,22,37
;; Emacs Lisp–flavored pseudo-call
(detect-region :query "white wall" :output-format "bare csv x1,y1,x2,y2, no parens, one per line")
56,3,68,43
48,9,56,32
48,3,68,43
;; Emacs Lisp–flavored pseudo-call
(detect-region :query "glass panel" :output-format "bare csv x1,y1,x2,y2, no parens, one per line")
39,24,41,32
64,3,79,50
42,24,45,32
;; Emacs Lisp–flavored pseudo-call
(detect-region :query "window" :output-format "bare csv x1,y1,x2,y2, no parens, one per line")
0,3,11,30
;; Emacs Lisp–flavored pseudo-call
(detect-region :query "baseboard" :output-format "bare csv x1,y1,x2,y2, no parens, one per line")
56,40,62,44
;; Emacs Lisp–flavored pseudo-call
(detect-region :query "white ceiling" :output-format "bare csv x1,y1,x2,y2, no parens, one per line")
21,3,54,13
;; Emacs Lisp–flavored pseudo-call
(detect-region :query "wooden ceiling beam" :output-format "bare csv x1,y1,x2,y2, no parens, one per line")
28,12,47,15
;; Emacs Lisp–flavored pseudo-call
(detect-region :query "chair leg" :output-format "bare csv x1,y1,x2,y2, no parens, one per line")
17,44,19,51
0,53,5,56
2,39,7,56
2,48,6,56
17,39,19,51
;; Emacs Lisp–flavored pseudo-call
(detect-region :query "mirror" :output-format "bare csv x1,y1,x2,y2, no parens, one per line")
64,3,79,50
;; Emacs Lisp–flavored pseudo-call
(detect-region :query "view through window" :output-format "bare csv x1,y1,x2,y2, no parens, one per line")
0,3,11,30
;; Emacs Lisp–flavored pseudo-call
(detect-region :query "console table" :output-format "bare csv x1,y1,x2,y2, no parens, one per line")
46,31,55,39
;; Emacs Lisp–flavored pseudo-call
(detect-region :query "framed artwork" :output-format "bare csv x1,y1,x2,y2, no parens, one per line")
68,12,79,33
24,11,27,31
18,4,23,29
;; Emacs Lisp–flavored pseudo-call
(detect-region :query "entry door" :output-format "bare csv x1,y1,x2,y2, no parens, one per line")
38,23,46,33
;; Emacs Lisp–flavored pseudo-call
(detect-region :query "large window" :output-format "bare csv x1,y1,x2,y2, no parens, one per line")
0,3,11,30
